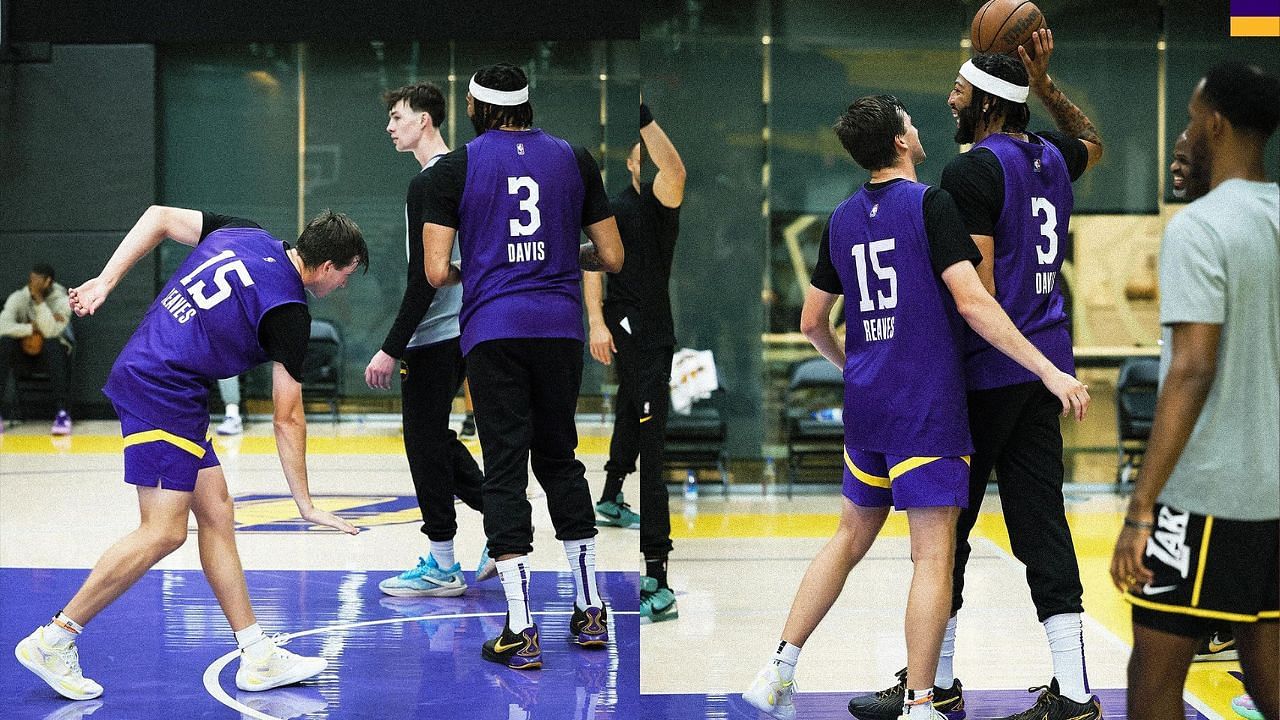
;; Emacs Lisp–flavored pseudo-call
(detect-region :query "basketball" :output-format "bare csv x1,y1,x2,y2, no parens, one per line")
971,0,1048,57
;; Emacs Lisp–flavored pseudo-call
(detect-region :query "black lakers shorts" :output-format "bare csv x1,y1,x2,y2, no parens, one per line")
1126,503,1279,638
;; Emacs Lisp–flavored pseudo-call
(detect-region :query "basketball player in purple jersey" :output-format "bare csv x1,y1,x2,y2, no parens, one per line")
14,207,368,701
852,30,1105,720
421,63,624,669
744,95,1088,720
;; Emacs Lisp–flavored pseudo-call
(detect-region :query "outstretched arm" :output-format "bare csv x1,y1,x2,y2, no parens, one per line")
1019,29,1103,170
640,103,686,209
271,362,359,534
942,260,1090,420
70,206,204,316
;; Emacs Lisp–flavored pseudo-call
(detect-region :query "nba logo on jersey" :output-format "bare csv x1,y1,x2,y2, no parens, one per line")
869,203,879,218
517,143,525,155
1033,158,1042,173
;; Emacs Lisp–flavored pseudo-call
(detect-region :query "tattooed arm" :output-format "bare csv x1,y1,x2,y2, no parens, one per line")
1019,29,1104,170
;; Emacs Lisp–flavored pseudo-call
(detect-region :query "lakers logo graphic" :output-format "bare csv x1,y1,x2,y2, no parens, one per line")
233,494,422,532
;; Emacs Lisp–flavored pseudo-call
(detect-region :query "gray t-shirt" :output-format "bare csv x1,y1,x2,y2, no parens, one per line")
407,153,463,349
1157,178,1279,521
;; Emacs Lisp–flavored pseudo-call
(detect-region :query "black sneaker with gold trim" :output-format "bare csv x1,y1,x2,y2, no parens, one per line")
569,604,609,648
847,667,966,719
994,679,1101,720
482,621,542,670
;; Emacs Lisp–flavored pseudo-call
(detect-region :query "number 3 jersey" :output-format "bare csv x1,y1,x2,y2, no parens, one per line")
961,133,1075,390
104,220,306,440
419,129,613,356
826,179,975,457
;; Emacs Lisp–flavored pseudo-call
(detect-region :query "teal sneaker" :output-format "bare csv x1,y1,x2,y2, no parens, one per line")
476,545,497,582
595,493,640,529
640,575,678,624
378,555,467,597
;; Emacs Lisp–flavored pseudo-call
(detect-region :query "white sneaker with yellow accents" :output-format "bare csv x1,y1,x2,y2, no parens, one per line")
235,635,327,692
14,626,104,700
743,663,798,720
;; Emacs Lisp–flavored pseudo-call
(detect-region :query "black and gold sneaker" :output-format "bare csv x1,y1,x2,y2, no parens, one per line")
847,667,966,720
994,679,1101,720
569,604,609,648
482,621,542,670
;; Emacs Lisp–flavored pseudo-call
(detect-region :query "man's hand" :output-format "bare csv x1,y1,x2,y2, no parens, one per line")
69,277,111,317
300,505,360,535
365,350,397,389
589,323,616,366
1041,369,1090,421
1110,505,1154,592
1018,29,1055,96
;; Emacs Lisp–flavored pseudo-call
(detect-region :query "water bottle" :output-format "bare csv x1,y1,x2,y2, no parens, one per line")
811,407,843,423
683,469,699,502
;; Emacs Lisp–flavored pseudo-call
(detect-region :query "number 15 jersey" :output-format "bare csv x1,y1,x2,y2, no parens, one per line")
103,216,307,440
818,179,981,457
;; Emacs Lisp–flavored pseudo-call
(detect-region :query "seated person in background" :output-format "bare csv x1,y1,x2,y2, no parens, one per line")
0,262,75,435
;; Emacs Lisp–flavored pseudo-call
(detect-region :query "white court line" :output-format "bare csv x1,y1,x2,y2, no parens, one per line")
203,609,640,720
979,537,1223,720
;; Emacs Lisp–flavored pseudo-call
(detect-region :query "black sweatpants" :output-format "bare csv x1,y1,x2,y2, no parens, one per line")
400,337,485,542
467,338,597,558
0,336,70,416
603,325,674,559
951,381,1085,621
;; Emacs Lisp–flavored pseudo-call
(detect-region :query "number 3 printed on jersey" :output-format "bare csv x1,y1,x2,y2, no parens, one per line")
508,176,542,236
179,249,255,310
1031,197,1058,265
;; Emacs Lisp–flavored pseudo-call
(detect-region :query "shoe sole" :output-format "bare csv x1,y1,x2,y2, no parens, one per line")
742,691,796,720
379,583,467,598
1193,650,1239,661
235,659,327,692
481,647,542,670
574,635,608,648
847,700,965,720
15,640,103,701
595,514,640,529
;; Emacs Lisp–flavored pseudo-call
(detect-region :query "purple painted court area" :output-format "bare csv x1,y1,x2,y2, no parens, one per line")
2,568,638,719
642,690,1210,719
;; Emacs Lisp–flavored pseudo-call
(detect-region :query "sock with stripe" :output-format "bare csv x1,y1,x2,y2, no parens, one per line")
645,556,669,589
771,640,801,681
904,688,935,717
563,538,601,609
43,611,83,645
935,614,958,687
429,540,455,569
497,556,533,632
1043,612,1091,702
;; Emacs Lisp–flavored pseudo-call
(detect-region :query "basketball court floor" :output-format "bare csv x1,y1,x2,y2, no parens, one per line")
643,492,1248,719
0,418,638,720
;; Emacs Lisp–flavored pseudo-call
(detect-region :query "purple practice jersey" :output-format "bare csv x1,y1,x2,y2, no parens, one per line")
457,129,586,355
103,228,305,440
965,133,1075,390
829,180,973,457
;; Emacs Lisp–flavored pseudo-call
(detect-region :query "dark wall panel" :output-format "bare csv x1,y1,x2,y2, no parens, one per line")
0,44,156,231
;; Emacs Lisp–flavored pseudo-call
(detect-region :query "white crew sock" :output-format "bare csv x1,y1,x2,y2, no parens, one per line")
225,403,240,419
497,556,533,631
563,539,601,609
771,639,801,680
904,688,936,717
935,614,958,687
44,612,83,645
429,540,456,569
1043,613,1090,702
234,623,273,660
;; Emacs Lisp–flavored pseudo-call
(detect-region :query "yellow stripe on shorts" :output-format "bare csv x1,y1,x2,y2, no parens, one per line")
122,429,207,458
889,456,940,480
844,448,890,488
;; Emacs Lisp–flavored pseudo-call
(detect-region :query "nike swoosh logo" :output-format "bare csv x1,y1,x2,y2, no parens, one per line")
639,416,653,423
1142,583,1178,595
934,696,960,709
493,638,525,653
1067,711,1097,720
1208,638,1235,653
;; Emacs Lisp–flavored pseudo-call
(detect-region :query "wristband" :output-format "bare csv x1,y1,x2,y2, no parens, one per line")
1123,517,1154,531
640,102,654,129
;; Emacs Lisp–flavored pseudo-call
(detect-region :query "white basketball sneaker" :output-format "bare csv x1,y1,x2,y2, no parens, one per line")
235,635,327,692
743,662,798,720
15,626,104,700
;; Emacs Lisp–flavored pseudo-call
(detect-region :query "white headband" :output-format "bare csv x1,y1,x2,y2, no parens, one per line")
469,74,529,106
958,60,1029,104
